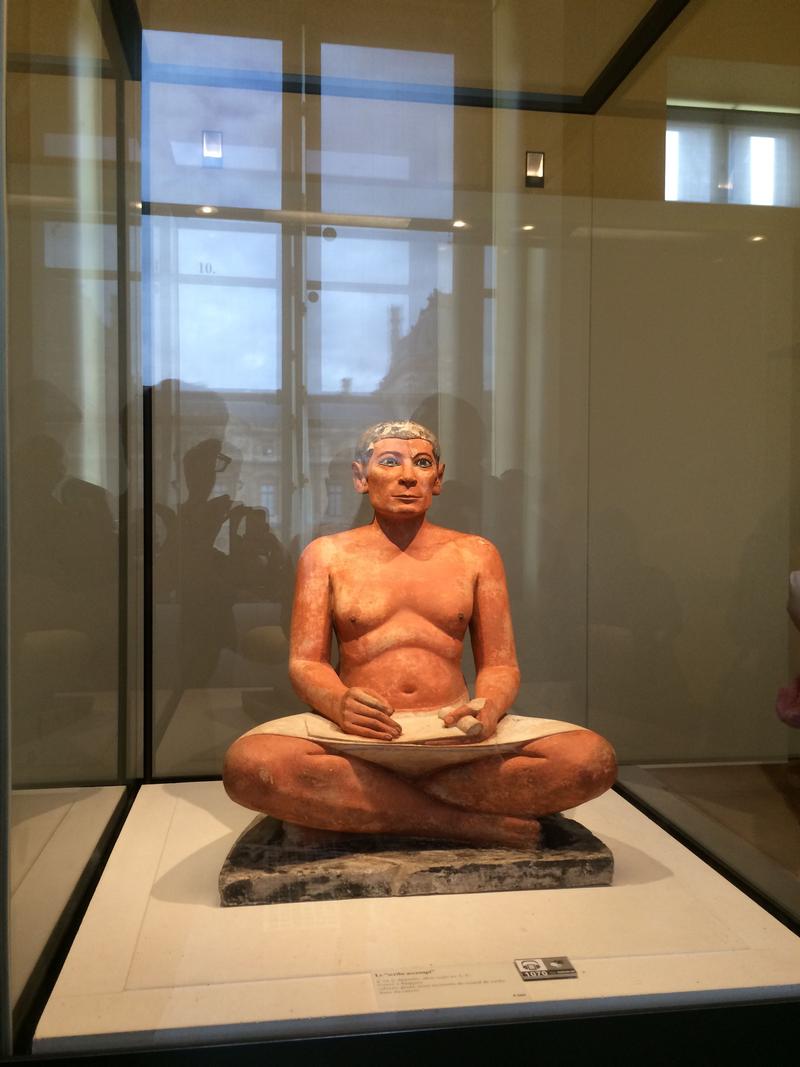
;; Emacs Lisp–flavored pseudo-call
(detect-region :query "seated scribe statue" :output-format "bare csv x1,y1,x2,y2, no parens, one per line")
223,421,616,849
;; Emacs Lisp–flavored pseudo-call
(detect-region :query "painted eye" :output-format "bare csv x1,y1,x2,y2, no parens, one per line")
378,456,400,466
415,457,433,467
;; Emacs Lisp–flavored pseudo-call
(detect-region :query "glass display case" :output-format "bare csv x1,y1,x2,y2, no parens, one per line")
2,1,798,1060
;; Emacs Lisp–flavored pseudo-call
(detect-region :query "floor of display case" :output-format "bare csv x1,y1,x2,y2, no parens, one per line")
619,764,800,923
32,782,800,1054
11,786,126,1007
646,762,800,875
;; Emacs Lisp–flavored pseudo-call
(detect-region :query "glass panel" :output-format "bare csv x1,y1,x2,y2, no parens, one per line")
592,0,800,923
142,22,288,777
5,0,138,1021
295,0,655,98
146,9,593,778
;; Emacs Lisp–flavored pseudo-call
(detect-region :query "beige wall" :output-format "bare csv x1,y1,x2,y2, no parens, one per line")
588,0,800,761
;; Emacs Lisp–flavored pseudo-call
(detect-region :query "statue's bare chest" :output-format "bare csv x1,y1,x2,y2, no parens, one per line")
330,551,474,639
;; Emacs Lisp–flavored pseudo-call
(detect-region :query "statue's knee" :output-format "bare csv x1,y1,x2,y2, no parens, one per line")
223,736,281,807
223,735,343,808
574,731,617,796
222,738,253,805
596,734,618,789
296,752,349,794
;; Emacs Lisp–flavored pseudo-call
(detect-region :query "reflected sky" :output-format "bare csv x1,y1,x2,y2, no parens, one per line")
144,30,455,394
321,44,453,220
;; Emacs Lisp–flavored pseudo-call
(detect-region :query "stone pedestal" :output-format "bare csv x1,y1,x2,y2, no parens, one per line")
219,814,613,906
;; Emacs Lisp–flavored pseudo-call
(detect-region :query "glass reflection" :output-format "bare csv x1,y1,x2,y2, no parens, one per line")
8,66,122,785
320,44,454,219
148,217,281,391
145,22,588,778
145,29,472,774
306,228,452,394
6,0,138,1014
144,31,282,211
665,108,800,206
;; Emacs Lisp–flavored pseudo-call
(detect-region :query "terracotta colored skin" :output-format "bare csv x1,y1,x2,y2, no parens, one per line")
224,438,617,849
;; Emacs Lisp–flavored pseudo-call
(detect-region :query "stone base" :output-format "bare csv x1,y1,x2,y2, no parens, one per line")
219,814,614,906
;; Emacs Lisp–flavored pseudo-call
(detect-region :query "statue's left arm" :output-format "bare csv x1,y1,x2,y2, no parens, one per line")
443,538,520,740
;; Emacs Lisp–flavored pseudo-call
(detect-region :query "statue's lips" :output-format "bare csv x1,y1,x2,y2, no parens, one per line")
393,495,422,501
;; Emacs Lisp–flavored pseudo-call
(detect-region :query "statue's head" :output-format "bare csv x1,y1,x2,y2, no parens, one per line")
353,420,440,465
352,420,444,517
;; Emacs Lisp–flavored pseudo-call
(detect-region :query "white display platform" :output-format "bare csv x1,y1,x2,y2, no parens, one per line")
33,782,800,1053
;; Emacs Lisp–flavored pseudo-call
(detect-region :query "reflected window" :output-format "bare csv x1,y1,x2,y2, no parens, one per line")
665,107,800,207
148,217,280,390
143,31,282,211
320,44,454,219
306,228,452,394
308,44,455,392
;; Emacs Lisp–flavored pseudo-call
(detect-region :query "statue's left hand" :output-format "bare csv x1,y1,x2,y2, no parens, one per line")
441,698,501,742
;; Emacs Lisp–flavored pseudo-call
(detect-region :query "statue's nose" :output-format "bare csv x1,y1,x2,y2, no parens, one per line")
399,465,417,486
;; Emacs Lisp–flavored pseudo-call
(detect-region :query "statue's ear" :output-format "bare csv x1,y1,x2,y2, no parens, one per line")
432,461,445,495
352,460,369,494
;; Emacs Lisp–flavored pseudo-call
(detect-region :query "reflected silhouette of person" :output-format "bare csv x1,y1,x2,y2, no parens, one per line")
316,447,372,538
156,438,237,689
152,380,300,743
230,505,294,633
11,427,117,754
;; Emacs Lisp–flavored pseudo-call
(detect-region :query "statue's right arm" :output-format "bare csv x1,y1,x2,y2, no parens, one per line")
288,539,400,740
288,539,347,724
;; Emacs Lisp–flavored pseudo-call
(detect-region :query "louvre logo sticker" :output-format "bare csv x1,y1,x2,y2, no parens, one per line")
514,957,577,981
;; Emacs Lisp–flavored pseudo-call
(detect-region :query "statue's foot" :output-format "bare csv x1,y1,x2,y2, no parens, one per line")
443,812,541,850
281,821,351,848
281,815,540,851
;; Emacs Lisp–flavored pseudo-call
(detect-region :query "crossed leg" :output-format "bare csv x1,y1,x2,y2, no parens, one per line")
420,730,617,816
223,729,616,850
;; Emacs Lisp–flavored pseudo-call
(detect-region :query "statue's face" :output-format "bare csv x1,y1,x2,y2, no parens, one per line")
352,437,444,517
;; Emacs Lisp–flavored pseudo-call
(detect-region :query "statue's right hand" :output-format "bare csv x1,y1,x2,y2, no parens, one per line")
338,688,401,741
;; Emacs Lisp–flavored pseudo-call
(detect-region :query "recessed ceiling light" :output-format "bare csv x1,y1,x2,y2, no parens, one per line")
198,205,218,216
522,224,535,231
452,219,468,229
749,234,765,242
